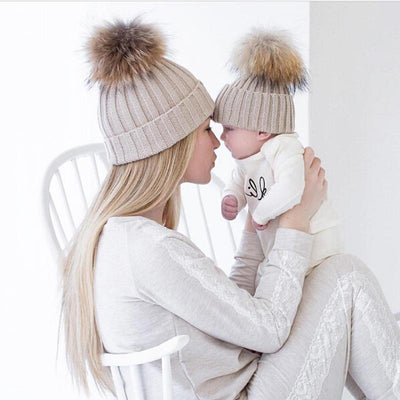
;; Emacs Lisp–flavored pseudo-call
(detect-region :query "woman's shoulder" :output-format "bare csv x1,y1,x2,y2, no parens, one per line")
104,215,197,251
104,216,210,276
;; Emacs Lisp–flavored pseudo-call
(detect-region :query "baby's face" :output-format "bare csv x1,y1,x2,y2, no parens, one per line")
220,125,271,160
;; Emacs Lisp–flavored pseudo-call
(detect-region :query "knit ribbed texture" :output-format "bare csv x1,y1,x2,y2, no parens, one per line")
213,77,295,134
97,58,214,165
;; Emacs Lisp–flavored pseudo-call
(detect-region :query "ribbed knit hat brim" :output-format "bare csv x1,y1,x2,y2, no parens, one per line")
213,82,295,134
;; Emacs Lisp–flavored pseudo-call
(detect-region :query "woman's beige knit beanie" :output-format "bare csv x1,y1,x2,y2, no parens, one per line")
213,28,308,134
83,17,214,165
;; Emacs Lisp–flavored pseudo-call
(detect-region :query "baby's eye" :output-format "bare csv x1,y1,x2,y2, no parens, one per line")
206,126,213,132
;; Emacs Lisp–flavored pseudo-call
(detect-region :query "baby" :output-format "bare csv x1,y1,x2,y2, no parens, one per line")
213,28,343,276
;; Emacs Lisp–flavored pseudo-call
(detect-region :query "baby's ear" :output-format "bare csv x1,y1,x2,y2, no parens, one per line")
258,131,273,141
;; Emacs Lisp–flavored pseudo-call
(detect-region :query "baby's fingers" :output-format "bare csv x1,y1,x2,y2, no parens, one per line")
224,204,238,211
222,210,238,220
224,196,238,207
252,219,268,231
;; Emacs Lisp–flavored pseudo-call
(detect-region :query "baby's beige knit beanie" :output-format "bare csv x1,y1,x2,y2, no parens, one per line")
83,17,214,165
213,28,308,134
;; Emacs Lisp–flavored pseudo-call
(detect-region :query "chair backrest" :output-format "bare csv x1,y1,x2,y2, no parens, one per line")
42,143,110,264
101,335,190,400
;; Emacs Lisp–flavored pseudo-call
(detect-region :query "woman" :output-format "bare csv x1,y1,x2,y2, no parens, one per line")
61,18,400,399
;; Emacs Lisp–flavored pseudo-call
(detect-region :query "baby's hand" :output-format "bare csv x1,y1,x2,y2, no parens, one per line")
252,218,269,231
221,195,238,220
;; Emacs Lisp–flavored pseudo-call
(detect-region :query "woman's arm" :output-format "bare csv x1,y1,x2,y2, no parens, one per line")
228,227,264,296
127,223,313,354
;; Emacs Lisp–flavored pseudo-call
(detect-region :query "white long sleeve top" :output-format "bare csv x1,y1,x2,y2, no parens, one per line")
223,133,341,234
94,215,314,400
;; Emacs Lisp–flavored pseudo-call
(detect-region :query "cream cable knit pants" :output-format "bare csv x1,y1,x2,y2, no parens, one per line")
245,254,400,400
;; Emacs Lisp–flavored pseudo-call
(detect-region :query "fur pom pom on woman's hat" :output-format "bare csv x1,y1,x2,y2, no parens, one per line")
213,28,309,134
83,17,214,165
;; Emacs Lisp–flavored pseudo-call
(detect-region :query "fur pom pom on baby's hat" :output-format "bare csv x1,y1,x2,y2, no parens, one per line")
213,28,308,134
229,28,308,92
82,17,214,165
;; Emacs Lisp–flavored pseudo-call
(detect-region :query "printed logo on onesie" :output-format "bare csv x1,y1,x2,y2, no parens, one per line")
245,176,268,201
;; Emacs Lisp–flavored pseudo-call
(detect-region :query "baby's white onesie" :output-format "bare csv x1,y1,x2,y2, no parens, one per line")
223,133,344,274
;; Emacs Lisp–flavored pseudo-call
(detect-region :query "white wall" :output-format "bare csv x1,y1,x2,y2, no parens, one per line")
0,3,309,399
309,2,400,317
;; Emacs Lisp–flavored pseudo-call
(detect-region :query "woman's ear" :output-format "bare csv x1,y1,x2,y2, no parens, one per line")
257,131,273,141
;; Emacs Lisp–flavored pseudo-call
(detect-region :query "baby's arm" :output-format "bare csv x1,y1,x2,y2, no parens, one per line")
252,137,305,225
221,166,246,221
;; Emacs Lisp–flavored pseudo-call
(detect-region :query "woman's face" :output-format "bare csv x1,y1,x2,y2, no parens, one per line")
182,117,220,184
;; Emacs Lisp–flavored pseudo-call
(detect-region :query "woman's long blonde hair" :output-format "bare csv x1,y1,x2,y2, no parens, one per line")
60,129,197,396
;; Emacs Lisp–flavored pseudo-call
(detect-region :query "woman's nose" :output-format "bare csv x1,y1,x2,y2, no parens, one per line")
220,131,225,141
212,132,221,149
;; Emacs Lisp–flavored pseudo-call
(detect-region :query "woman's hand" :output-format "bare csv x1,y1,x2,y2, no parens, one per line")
279,147,327,233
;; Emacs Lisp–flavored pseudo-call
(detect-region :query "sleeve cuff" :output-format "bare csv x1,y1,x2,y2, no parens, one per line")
273,227,314,259
252,208,272,226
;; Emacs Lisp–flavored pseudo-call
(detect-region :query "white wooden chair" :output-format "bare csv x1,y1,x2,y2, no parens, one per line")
41,142,243,400
101,335,190,400
42,143,400,400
